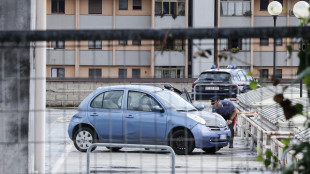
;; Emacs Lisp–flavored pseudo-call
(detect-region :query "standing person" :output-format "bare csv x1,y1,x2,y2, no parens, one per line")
210,96,238,148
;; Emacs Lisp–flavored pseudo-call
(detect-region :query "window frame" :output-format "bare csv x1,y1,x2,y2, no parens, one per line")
260,38,269,46
51,0,65,14
132,40,141,46
88,0,103,14
260,69,269,79
119,68,127,78
52,41,65,49
89,40,102,49
155,0,185,16
119,40,128,45
89,68,102,78
90,90,124,110
220,0,251,16
119,0,128,10
133,0,142,10
275,38,283,46
260,0,269,11
132,69,141,78
51,68,65,78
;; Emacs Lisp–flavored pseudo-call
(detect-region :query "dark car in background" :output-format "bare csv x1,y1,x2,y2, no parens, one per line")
192,65,256,100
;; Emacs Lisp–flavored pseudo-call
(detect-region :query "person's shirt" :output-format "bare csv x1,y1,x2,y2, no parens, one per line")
212,100,236,120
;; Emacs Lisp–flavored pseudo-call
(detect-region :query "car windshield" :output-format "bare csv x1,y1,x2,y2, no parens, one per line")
199,72,231,81
155,90,197,112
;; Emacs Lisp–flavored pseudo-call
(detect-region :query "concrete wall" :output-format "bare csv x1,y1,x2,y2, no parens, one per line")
154,51,185,66
46,81,193,107
220,17,251,27
0,0,31,173
253,51,289,66
80,15,113,29
116,16,151,29
116,51,151,66
47,14,75,29
154,16,186,29
47,50,75,65
220,51,251,66
80,50,113,65
254,16,287,27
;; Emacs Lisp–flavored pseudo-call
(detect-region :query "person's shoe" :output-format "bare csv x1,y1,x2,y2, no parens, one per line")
229,143,233,148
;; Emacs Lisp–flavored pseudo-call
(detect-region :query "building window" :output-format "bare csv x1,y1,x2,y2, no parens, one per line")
119,69,127,78
119,40,127,45
260,69,269,79
155,67,184,78
51,68,65,78
220,0,251,16
155,0,185,16
132,40,141,45
119,0,128,10
260,38,269,46
89,40,102,49
52,0,65,13
52,41,64,49
155,39,184,51
276,69,282,79
89,69,102,78
220,38,249,51
89,0,102,14
132,69,141,78
133,0,142,10
275,38,282,46
260,0,269,11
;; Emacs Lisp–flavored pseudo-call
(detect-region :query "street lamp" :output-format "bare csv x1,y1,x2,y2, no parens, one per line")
292,1,310,97
268,1,282,80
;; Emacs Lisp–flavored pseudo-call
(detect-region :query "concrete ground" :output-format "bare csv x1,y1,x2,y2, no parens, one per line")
45,105,271,174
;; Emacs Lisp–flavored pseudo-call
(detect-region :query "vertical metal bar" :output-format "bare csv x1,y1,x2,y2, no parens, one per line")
273,15,277,80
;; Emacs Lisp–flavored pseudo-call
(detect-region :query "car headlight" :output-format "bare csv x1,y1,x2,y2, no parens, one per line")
187,113,206,125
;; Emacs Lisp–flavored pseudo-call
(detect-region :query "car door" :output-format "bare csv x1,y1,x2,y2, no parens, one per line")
88,90,124,143
124,91,167,144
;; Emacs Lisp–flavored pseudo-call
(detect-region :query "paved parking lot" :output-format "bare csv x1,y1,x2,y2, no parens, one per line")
45,106,268,174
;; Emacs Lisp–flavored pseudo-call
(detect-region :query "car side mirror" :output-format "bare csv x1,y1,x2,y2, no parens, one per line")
195,104,204,111
152,105,164,113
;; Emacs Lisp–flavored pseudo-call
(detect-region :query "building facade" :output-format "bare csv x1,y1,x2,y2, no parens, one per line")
216,0,302,79
46,0,189,79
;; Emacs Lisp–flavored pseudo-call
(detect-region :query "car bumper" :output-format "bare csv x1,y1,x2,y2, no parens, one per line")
192,92,237,100
191,124,231,148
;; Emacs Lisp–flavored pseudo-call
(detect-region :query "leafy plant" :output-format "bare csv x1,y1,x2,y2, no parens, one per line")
243,10,251,16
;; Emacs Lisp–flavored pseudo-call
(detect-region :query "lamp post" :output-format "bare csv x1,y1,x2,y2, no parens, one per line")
268,1,282,80
293,1,310,97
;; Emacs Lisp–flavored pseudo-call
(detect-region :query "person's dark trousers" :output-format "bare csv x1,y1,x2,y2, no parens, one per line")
228,117,236,148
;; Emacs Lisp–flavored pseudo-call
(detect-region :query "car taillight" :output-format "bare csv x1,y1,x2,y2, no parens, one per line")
192,83,197,88
232,85,237,88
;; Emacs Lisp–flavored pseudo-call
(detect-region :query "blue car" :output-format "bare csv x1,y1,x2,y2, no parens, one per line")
68,85,231,155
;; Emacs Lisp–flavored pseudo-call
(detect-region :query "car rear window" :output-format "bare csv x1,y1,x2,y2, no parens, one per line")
198,72,231,81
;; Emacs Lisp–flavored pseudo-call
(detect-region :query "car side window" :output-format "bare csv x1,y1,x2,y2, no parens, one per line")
90,93,104,108
103,91,124,109
90,91,124,109
237,71,246,81
127,91,160,112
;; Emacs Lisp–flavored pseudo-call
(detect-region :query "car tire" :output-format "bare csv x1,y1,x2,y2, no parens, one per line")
202,147,221,154
106,147,122,152
73,127,97,152
170,129,195,155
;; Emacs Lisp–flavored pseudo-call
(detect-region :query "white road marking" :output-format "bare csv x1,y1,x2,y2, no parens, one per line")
51,143,74,174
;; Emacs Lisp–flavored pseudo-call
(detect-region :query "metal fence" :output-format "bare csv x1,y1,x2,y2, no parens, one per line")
1,24,310,174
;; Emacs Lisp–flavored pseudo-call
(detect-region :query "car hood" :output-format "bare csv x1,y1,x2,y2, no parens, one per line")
186,111,227,128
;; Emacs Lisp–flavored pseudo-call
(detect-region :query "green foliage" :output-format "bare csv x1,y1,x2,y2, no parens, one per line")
286,46,292,59
250,81,258,90
257,149,279,170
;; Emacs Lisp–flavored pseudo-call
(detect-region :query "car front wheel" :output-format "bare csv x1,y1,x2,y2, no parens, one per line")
73,127,97,152
170,129,195,155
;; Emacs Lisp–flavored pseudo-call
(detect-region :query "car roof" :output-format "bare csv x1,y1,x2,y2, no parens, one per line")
96,85,164,93
200,68,243,74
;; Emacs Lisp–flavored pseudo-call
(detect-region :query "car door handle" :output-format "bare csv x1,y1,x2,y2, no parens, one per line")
126,115,134,118
90,113,98,116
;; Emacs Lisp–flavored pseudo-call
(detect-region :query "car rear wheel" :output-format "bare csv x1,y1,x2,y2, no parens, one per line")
73,127,97,152
170,129,195,155
202,147,221,154
106,147,122,151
